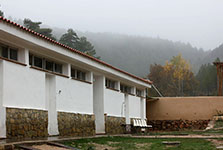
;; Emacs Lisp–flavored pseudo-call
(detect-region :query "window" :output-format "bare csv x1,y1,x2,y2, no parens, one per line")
45,60,54,71
34,56,43,68
10,48,18,61
29,53,63,74
136,89,143,97
1,46,8,58
55,63,62,74
105,78,116,89
71,68,86,81
29,54,33,65
71,68,76,77
0,45,18,61
120,84,132,94
77,70,86,80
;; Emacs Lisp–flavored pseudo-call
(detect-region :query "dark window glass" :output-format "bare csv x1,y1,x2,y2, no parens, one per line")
110,81,115,89
105,79,108,87
120,84,131,94
106,79,116,89
82,72,86,80
55,63,62,74
1,46,8,58
77,70,86,80
71,68,76,78
45,60,54,71
10,48,18,61
136,89,142,97
34,56,43,68
120,84,124,92
29,54,33,65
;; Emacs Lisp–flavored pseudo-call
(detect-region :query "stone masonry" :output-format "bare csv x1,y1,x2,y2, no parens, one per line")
58,112,95,136
105,115,125,134
148,120,210,131
6,108,48,138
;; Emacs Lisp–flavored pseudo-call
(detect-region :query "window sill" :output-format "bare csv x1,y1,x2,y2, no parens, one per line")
120,91,135,96
106,87,120,92
136,95,146,98
71,77,92,84
30,66,69,78
0,56,27,66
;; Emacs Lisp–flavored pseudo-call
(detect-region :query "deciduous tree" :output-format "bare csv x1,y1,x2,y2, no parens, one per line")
148,54,198,96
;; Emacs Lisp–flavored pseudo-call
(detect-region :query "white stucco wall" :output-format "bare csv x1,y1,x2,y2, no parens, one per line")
129,95,141,118
104,89,125,117
3,62,46,110
56,76,93,114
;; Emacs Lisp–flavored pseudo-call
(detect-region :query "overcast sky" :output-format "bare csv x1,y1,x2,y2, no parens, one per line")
0,0,223,50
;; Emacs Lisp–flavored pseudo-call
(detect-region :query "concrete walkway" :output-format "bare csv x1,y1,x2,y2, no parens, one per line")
1,134,223,149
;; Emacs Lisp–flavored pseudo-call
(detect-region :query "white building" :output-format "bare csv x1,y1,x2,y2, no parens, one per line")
0,17,152,138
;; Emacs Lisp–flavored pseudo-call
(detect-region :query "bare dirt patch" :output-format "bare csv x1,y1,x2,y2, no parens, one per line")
107,141,120,145
135,143,152,149
32,144,69,150
208,139,223,147
92,142,116,150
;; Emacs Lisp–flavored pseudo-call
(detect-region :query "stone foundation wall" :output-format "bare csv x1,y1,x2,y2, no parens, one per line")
58,112,95,136
105,116,125,134
148,120,210,131
6,108,48,138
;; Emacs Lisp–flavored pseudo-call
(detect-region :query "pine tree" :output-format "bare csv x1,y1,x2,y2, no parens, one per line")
59,29,79,49
59,29,99,58
0,10,4,17
23,18,56,40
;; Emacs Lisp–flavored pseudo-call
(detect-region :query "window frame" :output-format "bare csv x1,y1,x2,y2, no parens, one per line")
29,53,63,74
136,89,143,97
0,44,18,61
120,84,132,94
71,67,87,82
105,78,117,90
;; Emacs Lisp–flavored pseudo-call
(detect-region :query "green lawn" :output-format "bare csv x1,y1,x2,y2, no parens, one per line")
214,120,223,128
148,129,223,136
62,136,217,150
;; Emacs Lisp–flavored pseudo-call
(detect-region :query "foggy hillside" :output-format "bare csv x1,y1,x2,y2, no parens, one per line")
78,32,210,77
202,44,223,64
52,29,217,77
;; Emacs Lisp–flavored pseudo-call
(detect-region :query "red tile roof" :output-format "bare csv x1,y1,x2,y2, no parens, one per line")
0,16,152,85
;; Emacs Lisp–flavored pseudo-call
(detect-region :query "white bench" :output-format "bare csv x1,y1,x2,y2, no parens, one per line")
133,119,152,132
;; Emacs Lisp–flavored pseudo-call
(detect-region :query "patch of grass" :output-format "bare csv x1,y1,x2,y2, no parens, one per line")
62,136,217,150
148,129,223,136
214,120,223,128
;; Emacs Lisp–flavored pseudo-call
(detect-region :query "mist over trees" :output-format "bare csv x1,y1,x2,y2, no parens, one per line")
78,32,212,77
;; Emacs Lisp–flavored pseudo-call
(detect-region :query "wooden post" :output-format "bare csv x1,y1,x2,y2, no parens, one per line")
214,62,223,96
221,66,223,96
